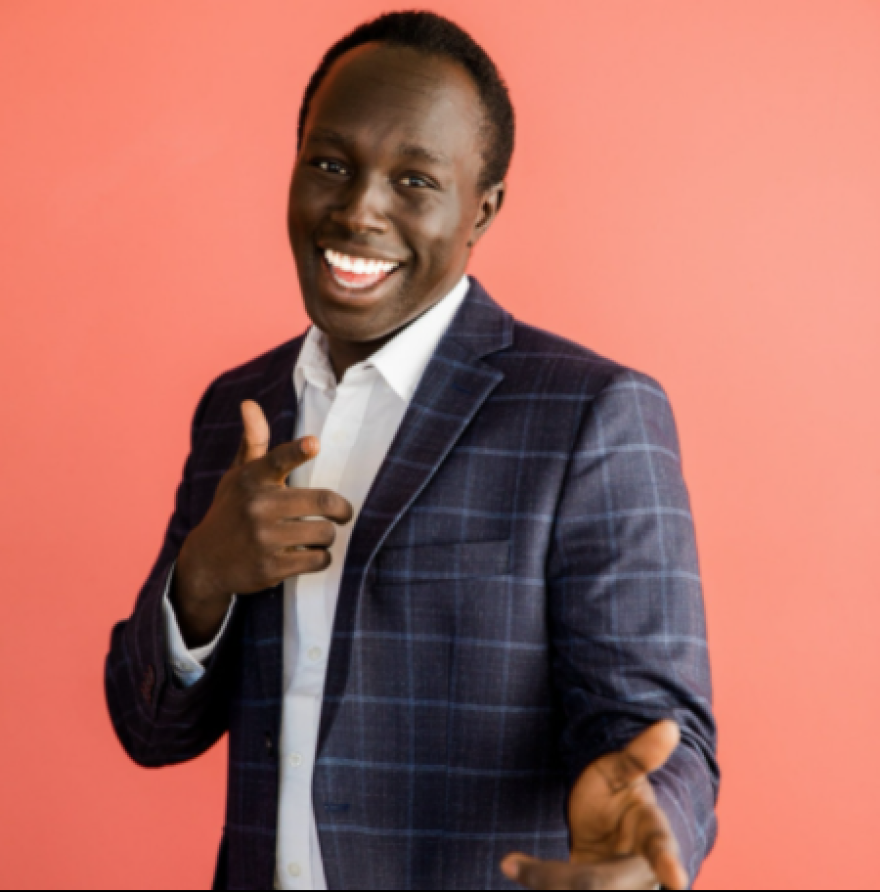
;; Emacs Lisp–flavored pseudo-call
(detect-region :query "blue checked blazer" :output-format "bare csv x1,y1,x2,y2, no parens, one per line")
106,280,718,890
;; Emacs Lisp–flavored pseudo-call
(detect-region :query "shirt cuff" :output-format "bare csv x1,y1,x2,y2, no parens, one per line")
161,564,236,688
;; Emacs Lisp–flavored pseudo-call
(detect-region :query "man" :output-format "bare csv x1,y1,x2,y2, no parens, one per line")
106,12,718,891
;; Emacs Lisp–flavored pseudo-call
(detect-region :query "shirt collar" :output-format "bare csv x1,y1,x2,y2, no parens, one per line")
294,275,470,404
293,325,335,399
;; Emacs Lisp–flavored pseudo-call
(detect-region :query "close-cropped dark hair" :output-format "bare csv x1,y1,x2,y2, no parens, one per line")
297,10,515,191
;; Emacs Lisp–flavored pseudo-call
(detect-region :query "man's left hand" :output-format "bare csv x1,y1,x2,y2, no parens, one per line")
501,720,689,891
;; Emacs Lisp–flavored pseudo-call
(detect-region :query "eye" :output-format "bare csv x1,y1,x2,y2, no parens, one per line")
313,159,349,176
398,174,434,189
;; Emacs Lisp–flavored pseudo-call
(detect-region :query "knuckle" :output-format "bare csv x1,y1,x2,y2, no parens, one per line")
316,490,335,515
244,496,265,525
253,524,272,548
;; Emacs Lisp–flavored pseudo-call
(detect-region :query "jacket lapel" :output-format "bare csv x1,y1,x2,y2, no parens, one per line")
319,279,514,746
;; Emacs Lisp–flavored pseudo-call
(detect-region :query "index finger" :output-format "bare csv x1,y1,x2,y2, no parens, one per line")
259,436,320,483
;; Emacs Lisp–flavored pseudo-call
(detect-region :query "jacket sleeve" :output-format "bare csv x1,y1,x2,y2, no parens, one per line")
547,369,720,884
104,382,241,768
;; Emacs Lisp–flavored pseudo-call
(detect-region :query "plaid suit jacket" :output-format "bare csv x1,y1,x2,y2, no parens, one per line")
106,280,718,890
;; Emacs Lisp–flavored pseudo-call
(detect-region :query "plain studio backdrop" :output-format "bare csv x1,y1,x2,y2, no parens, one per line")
1,2,878,889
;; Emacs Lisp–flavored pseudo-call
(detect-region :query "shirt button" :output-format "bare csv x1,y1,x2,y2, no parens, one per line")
288,862,302,878
175,661,191,673
308,646,323,662
289,753,303,769
333,431,347,445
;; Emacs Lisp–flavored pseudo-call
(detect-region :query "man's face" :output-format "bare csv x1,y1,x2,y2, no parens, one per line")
288,44,503,358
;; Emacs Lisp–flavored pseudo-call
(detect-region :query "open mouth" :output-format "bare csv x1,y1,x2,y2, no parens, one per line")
321,248,402,292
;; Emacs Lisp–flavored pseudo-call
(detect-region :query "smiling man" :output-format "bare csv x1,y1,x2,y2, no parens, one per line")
106,12,718,891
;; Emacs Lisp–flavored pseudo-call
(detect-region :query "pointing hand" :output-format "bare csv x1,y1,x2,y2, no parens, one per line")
173,400,354,645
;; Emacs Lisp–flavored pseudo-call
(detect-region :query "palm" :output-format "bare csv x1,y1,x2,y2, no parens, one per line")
568,730,669,862
502,721,689,891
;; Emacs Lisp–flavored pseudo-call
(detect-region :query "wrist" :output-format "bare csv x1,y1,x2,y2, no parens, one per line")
173,541,233,646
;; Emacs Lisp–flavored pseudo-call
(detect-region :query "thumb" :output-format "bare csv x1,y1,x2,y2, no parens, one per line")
606,720,681,792
235,400,270,466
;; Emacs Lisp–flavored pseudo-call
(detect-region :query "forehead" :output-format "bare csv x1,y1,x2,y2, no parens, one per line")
303,44,485,161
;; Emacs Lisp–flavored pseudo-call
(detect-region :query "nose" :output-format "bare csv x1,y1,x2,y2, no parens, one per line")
329,174,389,236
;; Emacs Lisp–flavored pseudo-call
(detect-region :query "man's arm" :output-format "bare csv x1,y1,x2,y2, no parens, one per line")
536,369,719,885
162,573,237,686
104,382,242,768
104,394,354,769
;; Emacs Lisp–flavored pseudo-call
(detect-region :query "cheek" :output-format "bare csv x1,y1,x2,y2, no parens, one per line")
288,171,325,232
405,198,471,271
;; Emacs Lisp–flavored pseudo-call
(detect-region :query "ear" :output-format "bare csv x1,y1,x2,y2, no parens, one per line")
468,182,506,248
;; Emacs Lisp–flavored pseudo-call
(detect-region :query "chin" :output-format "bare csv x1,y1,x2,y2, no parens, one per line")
301,268,415,341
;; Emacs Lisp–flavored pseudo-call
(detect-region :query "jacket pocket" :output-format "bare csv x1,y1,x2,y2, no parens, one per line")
374,539,511,583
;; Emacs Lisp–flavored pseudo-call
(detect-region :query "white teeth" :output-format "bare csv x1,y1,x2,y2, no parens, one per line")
324,249,398,277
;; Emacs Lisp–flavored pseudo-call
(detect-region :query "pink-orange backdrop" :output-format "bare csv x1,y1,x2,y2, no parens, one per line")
1,2,878,889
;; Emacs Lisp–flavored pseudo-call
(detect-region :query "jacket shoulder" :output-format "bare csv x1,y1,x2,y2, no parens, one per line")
499,319,681,457
209,335,304,393
498,320,664,398
190,335,304,431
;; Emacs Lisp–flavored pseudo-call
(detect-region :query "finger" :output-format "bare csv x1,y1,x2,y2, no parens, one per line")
631,805,688,891
602,721,681,792
235,401,271,467
272,487,355,525
652,848,689,892
502,854,578,890
258,519,337,551
274,547,333,580
260,436,321,483
501,854,657,891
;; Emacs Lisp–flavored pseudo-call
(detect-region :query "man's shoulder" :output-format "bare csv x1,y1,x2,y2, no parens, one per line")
495,318,664,400
493,317,680,455
190,334,305,431
209,334,305,393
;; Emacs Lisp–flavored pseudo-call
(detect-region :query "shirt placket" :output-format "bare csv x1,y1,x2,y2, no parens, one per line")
277,367,376,891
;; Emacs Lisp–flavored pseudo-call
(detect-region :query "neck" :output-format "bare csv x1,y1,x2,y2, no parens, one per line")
326,332,396,381
326,277,464,380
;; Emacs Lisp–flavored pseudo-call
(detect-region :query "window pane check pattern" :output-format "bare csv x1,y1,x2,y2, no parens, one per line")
105,280,719,890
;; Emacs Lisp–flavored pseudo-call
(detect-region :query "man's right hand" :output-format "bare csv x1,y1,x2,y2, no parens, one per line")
171,400,354,647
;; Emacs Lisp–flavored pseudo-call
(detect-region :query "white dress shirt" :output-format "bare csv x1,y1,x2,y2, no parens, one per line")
163,275,470,890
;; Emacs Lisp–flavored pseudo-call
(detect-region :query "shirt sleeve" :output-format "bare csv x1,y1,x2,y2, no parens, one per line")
161,565,237,688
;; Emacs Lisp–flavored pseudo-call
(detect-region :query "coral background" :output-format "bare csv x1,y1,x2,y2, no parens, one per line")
1,2,878,888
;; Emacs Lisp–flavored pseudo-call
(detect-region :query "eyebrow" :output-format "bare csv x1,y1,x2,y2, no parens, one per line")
396,143,451,166
306,128,355,149
306,128,451,166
